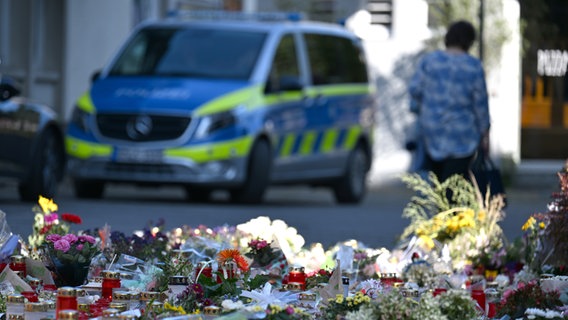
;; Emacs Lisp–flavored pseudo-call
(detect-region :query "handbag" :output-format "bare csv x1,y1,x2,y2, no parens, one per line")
469,148,506,200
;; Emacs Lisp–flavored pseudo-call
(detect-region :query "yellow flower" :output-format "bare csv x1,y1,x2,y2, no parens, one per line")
38,196,58,213
164,302,186,315
539,222,546,229
522,217,536,231
477,210,486,222
335,294,344,304
419,235,435,250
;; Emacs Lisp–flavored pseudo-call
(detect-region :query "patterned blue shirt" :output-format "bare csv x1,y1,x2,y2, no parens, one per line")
408,50,490,161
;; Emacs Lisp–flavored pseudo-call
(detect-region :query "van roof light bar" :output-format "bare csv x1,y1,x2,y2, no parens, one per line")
166,10,305,22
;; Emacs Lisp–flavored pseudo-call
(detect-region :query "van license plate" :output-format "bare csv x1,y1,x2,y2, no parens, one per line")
116,148,162,163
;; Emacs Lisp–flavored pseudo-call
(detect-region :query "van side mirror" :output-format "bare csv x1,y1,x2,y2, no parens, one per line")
0,77,20,101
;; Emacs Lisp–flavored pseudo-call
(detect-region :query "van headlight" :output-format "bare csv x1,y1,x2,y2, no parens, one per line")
194,110,236,139
70,107,91,132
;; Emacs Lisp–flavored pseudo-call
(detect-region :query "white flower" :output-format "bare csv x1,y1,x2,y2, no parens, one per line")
221,299,245,311
525,308,565,319
359,279,383,299
240,283,298,309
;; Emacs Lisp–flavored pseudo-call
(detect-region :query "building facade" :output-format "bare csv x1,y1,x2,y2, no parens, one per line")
0,0,531,168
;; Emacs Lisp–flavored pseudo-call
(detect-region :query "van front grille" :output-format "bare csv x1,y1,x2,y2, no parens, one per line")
96,113,191,142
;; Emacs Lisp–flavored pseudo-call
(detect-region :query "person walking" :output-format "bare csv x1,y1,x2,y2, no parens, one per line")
408,20,490,183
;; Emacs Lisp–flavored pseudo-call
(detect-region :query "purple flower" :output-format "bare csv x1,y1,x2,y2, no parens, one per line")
79,235,96,244
62,234,78,244
285,306,295,314
45,234,62,242
76,244,84,251
44,213,59,224
53,239,71,252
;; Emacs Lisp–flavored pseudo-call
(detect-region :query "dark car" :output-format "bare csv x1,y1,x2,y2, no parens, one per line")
0,76,66,202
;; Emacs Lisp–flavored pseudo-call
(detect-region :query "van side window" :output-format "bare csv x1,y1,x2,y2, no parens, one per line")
266,34,300,93
305,34,368,85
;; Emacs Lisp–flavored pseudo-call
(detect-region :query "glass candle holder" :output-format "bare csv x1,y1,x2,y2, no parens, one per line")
56,287,77,317
25,302,51,320
6,294,25,317
101,270,121,300
485,288,500,318
288,266,306,290
9,255,26,277
168,275,189,299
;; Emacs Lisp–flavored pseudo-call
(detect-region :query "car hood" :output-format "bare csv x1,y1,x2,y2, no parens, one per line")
90,77,252,115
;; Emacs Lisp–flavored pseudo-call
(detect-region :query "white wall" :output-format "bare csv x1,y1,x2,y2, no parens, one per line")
487,0,521,164
62,0,134,120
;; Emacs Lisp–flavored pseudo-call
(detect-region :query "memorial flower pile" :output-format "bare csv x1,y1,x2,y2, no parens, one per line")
1,164,568,318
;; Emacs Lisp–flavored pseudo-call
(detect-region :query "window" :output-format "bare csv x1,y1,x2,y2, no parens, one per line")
305,34,368,85
266,34,301,92
110,27,266,80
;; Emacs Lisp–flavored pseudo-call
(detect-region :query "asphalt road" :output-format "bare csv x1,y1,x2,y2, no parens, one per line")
0,169,558,251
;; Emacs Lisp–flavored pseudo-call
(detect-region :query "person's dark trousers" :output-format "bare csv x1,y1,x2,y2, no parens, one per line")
427,153,476,203
430,155,475,182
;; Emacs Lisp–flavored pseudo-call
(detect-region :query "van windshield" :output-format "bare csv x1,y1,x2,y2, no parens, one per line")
108,26,267,80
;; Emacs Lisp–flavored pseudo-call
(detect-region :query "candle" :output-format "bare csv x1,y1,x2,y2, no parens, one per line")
101,270,121,300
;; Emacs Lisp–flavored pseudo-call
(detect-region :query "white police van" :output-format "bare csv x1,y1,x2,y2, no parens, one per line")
65,11,377,204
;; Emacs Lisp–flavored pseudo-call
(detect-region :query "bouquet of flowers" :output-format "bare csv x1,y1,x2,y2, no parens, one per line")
497,280,564,318
28,196,83,250
246,238,281,267
44,234,98,265
43,233,99,287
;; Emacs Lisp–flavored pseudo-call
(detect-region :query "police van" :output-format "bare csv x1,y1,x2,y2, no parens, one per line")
65,11,377,204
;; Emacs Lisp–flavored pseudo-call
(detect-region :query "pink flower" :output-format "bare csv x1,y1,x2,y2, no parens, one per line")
76,244,84,251
257,240,268,249
285,306,295,315
45,234,62,242
53,239,71,252
44,213,59,224
79,235,96,244
62,234,78,244
502,288,514,300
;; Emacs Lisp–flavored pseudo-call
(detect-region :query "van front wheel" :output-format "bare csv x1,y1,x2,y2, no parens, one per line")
230,140,271,204
332,145,369,204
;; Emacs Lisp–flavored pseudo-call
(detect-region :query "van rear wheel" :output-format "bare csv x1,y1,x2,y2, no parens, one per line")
18,129,65,202
332,144,369,204
230,140,271,204
73,179,105,199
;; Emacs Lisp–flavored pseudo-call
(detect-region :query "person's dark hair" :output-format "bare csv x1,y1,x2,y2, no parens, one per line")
444,20,476,52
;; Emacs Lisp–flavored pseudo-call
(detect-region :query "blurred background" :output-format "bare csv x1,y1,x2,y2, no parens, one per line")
0,0,566,179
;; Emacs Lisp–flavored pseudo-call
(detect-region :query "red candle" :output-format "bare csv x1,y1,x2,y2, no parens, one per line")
288,266,306,290
471,289,486,314
56,287,77,318
21,290,39,302
10,255,26,277
195,262,213,279
101,270,121,300
432,288,447,297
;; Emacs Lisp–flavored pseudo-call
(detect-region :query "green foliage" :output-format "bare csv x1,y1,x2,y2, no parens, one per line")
437,289,481,320
400,172,479,240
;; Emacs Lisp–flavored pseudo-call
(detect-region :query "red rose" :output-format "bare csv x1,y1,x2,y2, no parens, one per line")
61,213,82,224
